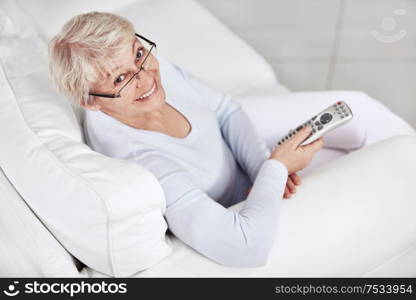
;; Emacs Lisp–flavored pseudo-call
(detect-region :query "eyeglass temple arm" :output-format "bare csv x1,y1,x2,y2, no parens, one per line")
88,92,120,98
135,33,157,47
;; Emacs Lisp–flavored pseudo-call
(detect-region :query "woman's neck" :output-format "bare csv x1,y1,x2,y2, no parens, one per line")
112,103,170,132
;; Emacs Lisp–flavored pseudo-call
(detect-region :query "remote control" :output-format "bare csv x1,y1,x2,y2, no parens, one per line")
276,101,353,147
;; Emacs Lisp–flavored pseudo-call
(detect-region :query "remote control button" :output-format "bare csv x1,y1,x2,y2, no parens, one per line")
312,115,318,121
312,129,316,133
315,121,320,126
320,113,333,124
340,115,344,118
296,125,303,131
318,125,323,130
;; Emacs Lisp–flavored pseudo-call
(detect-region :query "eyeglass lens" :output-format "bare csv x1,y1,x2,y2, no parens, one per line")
117,41,157,95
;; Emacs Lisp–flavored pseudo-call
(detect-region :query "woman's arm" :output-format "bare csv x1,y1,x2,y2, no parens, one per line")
129,149,288,267
220,104,271,183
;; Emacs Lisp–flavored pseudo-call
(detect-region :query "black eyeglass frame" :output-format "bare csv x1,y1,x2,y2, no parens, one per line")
88,33,157,99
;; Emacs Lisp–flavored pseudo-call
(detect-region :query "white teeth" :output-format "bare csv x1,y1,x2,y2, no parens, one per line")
138,83,156,99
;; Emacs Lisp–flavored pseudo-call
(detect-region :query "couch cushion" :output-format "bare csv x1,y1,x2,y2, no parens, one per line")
0,168,83,277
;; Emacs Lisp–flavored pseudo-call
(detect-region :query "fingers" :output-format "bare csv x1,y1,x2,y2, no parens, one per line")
283,186,290,198
291,125,312,147
286,176,296,193
284,176,298,199
290,172,302,185
303,137,324,154
284,172,303,199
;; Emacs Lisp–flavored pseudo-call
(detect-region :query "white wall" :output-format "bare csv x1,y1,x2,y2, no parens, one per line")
198,0,416,129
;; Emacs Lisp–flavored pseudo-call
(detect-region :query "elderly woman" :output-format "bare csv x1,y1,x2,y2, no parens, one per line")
49,12,414,267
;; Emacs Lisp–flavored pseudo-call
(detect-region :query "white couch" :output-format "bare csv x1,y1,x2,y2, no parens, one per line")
1,0,415,277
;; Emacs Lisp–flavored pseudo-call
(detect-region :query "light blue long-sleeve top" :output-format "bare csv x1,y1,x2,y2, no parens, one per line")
83,56,288,267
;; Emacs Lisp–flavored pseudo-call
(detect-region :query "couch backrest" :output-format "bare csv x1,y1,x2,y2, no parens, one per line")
16,0,288,97
0,1,171,277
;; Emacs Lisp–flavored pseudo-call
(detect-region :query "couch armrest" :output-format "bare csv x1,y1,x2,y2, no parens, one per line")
263,135,416,277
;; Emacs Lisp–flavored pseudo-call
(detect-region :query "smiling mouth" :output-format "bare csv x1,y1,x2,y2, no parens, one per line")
135,81,157,101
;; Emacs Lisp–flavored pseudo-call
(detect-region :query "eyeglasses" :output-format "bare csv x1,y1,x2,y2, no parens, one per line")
88,33,157,99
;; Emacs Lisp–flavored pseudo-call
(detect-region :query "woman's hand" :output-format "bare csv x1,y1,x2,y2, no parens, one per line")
269,125,324,174
246,126,323,198
284,172,301,198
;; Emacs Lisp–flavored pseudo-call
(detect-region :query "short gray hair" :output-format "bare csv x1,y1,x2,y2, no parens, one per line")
48,12,135,106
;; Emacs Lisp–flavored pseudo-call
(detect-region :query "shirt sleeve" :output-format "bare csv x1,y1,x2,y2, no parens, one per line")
172,64,272,183
128,149,288,268
220,105,272,183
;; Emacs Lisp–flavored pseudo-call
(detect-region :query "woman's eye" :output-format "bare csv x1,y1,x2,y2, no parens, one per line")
114,74,126,85
136,49,144,61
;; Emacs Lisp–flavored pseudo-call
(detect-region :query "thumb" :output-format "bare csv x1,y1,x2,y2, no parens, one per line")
292,125,312,146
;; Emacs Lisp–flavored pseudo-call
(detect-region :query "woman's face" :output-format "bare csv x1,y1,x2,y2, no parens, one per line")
85,36,166,120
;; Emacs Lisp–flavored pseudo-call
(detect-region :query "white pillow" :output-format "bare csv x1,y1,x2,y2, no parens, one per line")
0,5,171,277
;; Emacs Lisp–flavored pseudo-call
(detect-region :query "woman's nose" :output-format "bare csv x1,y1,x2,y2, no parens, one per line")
135,68,153,88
